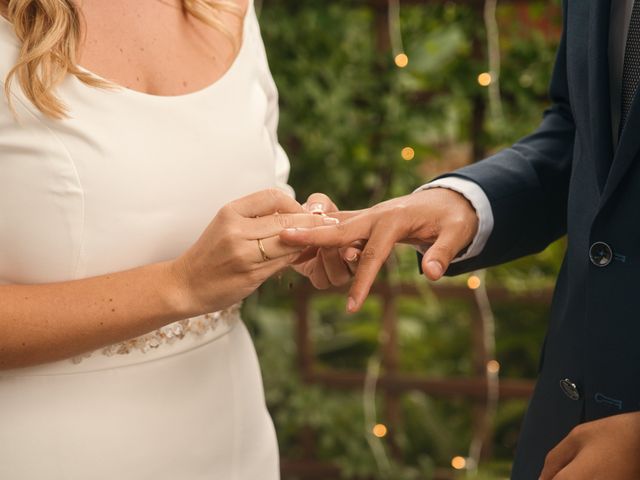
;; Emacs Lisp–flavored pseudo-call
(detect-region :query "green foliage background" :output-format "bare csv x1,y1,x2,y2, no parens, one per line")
245,1,564,478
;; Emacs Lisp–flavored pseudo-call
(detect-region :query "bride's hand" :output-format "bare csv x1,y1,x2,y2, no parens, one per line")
170,189,339,314
292,193,362,289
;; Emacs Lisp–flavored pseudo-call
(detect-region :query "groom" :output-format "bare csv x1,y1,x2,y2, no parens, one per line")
282,1,640,478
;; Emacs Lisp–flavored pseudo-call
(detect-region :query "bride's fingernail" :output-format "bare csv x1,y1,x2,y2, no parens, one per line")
323,217,340,225
308,203,325,214
284,228,307,233
347,297,357,312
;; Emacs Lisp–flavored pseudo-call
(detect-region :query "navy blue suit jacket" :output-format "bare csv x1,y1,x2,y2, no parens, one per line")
438,1,640,477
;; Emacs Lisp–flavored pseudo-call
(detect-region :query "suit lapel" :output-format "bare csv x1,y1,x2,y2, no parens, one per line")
589,0,614,193
601,2,640,205
602,106,640,204
602,134,640,204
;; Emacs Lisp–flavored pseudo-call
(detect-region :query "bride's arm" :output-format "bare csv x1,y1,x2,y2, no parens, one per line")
0,189,335,370
0,261,190,369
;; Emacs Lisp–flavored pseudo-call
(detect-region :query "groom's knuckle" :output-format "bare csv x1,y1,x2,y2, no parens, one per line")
275,214,293,228
448,213,468,228
432,243,455,260
362,246,377,262
423,223,438,240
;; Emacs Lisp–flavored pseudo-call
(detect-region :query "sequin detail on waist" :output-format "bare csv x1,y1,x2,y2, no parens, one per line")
71,303,242,364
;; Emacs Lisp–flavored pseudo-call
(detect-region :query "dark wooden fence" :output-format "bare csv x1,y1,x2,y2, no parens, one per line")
280,280,552,479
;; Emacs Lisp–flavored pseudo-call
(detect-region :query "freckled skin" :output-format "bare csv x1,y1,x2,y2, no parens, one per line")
77,0,249,96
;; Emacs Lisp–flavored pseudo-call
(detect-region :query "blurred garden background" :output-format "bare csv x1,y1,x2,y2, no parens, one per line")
244,1,564,478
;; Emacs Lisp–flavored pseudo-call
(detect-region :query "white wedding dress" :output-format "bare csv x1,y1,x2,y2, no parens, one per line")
0,2,288,478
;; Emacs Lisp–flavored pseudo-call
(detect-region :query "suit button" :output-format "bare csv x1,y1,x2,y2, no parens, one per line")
589,242,612,267
560,378,580,400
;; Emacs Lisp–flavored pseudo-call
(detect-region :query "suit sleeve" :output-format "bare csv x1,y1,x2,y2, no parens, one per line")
443,2,574,276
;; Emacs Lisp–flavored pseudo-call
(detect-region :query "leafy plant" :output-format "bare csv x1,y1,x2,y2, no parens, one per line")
249,1,563,478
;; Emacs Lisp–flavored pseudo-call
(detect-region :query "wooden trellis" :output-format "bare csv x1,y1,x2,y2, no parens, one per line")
280,281,551,479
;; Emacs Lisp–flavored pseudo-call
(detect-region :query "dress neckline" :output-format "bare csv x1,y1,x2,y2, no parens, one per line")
0,0,252,101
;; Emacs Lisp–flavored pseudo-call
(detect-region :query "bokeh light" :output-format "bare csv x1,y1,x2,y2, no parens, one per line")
477,72,492,86
487,360,501,374
401,146,415,161
372,423,388,438
467,275,481,290
394,53,409,68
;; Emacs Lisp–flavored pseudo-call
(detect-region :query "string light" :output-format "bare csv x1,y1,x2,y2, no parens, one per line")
467,275,481,290
486,360,500,374
484,0,504,119
477,72,492,87
372,423,388,438
401,146,415,161
451,456,467,470
389,0,406,68
394,53,409,68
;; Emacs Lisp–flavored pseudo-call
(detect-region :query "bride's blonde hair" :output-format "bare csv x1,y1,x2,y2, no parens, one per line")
1,0,241,119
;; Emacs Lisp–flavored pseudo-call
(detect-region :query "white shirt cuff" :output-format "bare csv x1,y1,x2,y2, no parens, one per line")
414,177,494,262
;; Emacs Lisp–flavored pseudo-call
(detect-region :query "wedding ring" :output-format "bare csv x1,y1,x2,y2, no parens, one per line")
257,238,271,262
347,253,360,263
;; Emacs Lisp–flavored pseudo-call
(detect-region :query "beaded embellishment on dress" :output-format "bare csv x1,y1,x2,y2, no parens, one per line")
71,303,242,364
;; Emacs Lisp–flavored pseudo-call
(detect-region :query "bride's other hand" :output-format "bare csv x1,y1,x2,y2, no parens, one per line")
171,189,339,314
293,193,362,289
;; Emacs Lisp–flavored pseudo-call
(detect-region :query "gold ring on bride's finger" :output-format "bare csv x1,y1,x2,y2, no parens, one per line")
257,238,271,262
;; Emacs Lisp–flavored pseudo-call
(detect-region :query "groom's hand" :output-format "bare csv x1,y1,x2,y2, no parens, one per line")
539,412,640,480
281,188,478,312
292,193,362,289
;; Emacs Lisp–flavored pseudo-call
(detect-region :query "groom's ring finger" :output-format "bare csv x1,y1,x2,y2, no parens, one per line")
321,248,352,286
346,257,358,276
342,246,361,268
253,236,303,263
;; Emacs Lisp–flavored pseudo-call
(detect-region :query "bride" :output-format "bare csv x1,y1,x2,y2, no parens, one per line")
0,0,357,478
